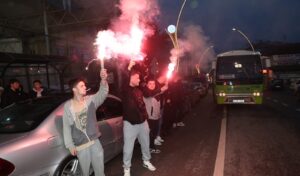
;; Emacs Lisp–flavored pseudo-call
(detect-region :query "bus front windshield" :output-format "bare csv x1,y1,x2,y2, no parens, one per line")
216,55,263,82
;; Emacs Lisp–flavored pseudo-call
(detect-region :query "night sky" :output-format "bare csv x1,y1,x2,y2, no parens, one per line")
158,0,300,52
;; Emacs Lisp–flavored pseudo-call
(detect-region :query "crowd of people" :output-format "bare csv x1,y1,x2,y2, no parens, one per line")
120,60,186,176
60,60,187,176
0,60,187,176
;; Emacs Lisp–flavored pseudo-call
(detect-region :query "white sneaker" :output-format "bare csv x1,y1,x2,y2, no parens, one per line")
173,123,177,128
150,148,161,154
124,168,130,176
177,122,185,127
154,139,162,146
143,161,156,171
156,136,164,142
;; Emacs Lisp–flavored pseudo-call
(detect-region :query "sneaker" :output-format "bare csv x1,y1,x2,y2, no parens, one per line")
124,168,130,176
143,161,156,171
154,139,162,146
177,122,185,127
173,123,177,128
150,148,161,154
156,136,164,142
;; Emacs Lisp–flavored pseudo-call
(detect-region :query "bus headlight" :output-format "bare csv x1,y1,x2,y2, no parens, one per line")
219,92,226,96
253,92,261,96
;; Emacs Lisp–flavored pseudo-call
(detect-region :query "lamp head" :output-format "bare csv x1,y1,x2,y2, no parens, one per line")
167,25,176,34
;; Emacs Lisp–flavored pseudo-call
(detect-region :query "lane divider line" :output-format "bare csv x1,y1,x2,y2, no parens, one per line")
213,107,227,176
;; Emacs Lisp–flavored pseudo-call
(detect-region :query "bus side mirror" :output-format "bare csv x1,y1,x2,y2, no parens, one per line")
265,59,271,68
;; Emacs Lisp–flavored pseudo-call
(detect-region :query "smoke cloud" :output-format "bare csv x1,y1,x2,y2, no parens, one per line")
170,24,215,72
94,0,160,62
110,0,160,40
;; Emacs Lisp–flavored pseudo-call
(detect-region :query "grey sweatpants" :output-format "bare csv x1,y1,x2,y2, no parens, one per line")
77,140,105,176
123,120,151,168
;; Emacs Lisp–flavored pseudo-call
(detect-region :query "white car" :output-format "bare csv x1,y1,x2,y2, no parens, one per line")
0,94,123,176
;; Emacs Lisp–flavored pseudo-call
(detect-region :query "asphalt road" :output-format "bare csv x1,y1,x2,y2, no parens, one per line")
105,92,222,176
225,104,300,176
104,89,300,176
225,89,300,176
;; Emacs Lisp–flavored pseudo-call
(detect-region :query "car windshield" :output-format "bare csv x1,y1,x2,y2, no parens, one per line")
0,96,69,134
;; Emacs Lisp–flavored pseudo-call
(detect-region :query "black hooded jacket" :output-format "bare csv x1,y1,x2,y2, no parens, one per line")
1,88,28,108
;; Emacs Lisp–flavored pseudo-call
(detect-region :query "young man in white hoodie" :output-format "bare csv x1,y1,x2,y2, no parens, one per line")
143,76,168,153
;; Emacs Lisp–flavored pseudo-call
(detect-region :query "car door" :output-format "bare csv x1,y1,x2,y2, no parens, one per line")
101,96,123,153
96,96,123,162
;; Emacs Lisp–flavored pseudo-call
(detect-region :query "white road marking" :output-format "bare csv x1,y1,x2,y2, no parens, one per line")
266,97,271,100
282,103,288,107
213,111,227,176
273,99,279,103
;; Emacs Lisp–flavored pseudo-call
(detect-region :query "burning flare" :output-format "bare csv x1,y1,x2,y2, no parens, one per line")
167,63,176,79
94,20,145,61
92,0,160,68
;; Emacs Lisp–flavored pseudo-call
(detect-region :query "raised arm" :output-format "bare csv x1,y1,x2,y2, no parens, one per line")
143,83,168,98
90,69,109,108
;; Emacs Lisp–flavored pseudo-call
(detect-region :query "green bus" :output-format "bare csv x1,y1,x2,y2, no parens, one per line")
212,50,264,104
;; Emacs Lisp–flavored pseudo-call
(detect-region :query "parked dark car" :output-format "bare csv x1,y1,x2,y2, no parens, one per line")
295,80,300,101
0,94,123,176
190,76,209,96
182,75,209,111
270,79,284,90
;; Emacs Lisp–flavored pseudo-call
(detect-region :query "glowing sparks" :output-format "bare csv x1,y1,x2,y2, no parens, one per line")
129,25,144,59
94,23,145,61
167,63,176,79
89,0,161,71
95,30,115,60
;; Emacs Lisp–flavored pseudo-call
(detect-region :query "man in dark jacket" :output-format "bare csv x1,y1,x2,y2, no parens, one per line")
0,79,28,108
170,75,185,127
122,60,156,176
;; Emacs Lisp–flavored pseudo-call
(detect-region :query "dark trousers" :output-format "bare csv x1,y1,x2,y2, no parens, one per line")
161,104,174,136
174,107,184,123
147,119,159,149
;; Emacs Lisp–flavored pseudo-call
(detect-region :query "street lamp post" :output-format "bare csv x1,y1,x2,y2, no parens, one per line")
195,45,213,75
166,0,187,71
199,45,214,64
232,27,255,52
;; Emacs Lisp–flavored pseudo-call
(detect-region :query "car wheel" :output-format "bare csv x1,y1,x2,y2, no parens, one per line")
54,156,94,176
